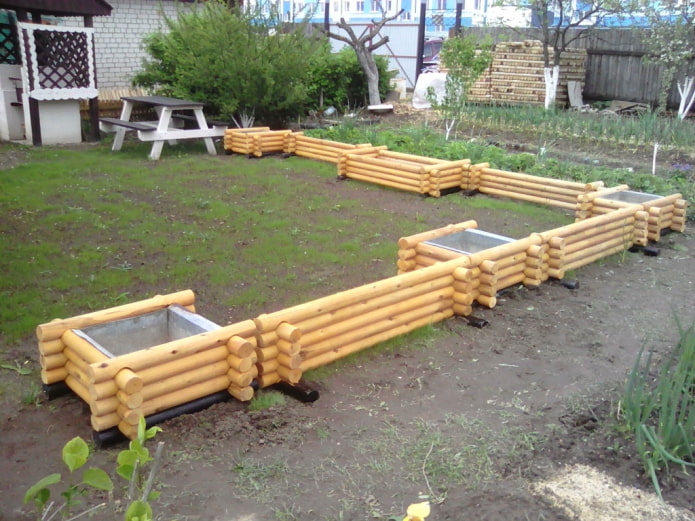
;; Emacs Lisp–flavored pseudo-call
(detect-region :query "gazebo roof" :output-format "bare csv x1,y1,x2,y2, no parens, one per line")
0,0,112,17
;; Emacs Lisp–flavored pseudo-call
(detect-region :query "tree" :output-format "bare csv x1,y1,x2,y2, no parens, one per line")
641,1,695,119
133,1,323,127
427,35,493,139
491,0,634,109
323,6,404,106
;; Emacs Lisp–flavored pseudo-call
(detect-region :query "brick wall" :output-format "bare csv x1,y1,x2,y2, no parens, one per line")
60,0,197,94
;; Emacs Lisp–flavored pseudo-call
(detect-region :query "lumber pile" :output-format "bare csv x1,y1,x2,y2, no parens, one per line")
338,147,471,197
467,163,605,210
469,40,587,108
37,291,257,440
576,186,688,242
287,133,374,164
223,127,292,157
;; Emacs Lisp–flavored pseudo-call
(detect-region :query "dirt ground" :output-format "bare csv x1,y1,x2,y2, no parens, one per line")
1,110,694,521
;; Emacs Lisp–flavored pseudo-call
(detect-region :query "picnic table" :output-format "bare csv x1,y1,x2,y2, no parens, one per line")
99,95,227,160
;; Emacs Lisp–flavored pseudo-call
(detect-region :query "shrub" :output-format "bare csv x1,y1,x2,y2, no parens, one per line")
306,45,392,111
133,1,323,127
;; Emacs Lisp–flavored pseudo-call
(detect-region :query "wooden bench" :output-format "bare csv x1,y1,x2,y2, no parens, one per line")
99,117,157,132
172,113,228,128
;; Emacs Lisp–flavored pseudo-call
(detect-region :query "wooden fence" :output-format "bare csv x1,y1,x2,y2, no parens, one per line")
459,27,695,108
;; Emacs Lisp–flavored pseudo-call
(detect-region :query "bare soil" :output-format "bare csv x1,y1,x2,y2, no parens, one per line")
1,113,694,521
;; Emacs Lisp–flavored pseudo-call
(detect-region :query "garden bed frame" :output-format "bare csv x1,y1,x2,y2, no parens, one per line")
38,132,688,441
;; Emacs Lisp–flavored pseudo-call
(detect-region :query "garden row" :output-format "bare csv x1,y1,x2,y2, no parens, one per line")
36,130,687,441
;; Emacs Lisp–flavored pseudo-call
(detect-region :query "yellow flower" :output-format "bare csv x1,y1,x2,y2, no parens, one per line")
403,501,430,521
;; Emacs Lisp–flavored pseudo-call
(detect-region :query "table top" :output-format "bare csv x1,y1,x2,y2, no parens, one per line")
121,95,205,108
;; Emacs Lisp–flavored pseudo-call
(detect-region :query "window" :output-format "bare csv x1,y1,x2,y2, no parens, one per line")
356,0,364,10
436,0,446,9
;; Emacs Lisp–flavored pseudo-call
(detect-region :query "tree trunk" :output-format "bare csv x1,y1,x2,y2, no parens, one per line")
543,65,560,110
677,76,695,120
354,46,382,106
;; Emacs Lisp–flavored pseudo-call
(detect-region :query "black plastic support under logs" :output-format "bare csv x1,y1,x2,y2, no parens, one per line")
273,381,320,403
43,381,71,400
464,316,489,328
561,280,580,290
628,244,661,257
92,390,231,448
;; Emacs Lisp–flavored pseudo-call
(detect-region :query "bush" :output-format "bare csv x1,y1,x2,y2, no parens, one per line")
306,45,392,112
133,1,323,127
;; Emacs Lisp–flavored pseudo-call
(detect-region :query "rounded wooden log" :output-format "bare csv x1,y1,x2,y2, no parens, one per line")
227,336,255,358
453,292,475,306
117,422,138,441
415,242,462,261
40,351,68,371
539,206,638,242
563,241,632,273
64,360,90,388
257,372,281,388
397,247,417,260
257,359,280,375
256,345,279,363
303,299,453,358
91,411,120,432
228,384,254,402
141,374,230,417
452,303,473,316
453,266,474,282
227,354,254,373
254,259,468,333
413,254,448,267
64,347,91,374
478,186,578,210
476,294,497,308
480,177,583,200
300,309,453,372
397,258,417,272
228,369,254,389
41,366,69,385
36,290,196,342
298,280,454,343
277,366,302,384
564,228,634,257
62,330,110,364
477,284,497,298
276,339,301,356
277,322,302,342
115,368,143,394
91,396,119,416
117,389,143,408
478,273,499,287
93,345,228,400
345,158,424,177
116,405,142,425
564,235,632,266
277,353,302,370
398,220,478,249
140,360,229,402
495,272,526,291
65,374,91,405
295,274,454,337
481,167,589,190
344,172,425,193
479,259,498,274
38,338,65,356
88,320,257,384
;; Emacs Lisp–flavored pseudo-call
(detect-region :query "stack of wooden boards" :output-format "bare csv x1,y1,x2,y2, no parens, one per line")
469,40,587,107
38,132,687,440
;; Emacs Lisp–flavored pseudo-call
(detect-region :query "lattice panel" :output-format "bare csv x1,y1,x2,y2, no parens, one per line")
34,30,90,89
0,21,20,65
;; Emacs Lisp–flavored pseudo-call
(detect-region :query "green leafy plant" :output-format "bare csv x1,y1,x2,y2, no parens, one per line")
622,318,695,498
133,1,323,127
306,45,392,111
427,35,493,140
24,418,164,521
